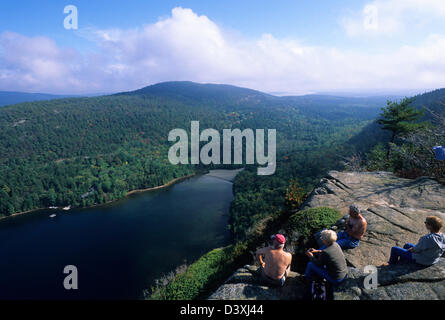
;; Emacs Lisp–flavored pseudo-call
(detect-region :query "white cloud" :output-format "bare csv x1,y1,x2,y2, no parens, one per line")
0,32,80,92
1,7,445,94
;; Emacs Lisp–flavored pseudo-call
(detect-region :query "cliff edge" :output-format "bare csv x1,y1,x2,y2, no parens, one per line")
209,171,445,300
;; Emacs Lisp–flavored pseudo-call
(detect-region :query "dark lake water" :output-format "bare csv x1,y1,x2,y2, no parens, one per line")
0,172,235,299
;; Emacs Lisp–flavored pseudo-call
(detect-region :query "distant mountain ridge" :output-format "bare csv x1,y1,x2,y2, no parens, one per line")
118,81,275,107
118,81,398,113
1,81,413,109
0,91,107,107
0,92,76,107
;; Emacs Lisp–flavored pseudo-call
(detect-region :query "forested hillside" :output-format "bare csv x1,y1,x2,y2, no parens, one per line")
0,82,384,224
412,88,445,119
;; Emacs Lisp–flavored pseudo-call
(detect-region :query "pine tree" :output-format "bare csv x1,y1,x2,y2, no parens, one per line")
377,98,425,158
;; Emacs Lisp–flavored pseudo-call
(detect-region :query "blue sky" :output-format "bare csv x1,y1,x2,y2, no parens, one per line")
1,0,445,94
0,1,358,39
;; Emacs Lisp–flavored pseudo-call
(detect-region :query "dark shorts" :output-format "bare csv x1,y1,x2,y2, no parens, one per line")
259,267,285,287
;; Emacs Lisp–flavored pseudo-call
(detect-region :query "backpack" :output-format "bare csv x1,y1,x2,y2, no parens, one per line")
309,280,327,300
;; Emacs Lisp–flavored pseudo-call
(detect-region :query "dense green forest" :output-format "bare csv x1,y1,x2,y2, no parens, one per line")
227,124,385,239
412,88,445,119
228,89,445,239
0,81,388,223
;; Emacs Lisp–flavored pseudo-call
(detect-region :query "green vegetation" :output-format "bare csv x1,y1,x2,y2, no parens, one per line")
377,97,426,158
285,207,342,239
149,242,249,300
228,118,378,240
363,90,444,181
378,98,425,144
285,179,307,210
366,142,390,171
412,88,445,119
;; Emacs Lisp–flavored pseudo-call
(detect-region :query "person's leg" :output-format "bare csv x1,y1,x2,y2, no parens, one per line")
401,243,417,263
347,238,360,249
305,262,332,282
389,246,413,264
398,244,414,263
399,252,414,263
304,262,318,282
337,231,346,240
304,262,345,300
337,232,360,249
336,237,350,249
260,268,281,287
280,265,290,287
389,246,402,264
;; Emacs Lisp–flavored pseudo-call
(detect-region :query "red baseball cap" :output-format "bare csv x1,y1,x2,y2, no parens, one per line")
272,234,286,244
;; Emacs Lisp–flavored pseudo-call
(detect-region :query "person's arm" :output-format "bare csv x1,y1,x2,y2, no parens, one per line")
284,253,292,277
284,264,291,278
306,248,321,259
345,217,351,232
305,249,314,260
312,250,327,267
411,236,427,253
256,248,266,267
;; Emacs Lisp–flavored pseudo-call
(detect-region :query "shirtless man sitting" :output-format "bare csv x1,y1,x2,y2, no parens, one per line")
255,234,292,287
337,204,367,249
316,204,367,250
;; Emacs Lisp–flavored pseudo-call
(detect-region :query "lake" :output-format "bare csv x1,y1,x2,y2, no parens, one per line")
0,170,239,299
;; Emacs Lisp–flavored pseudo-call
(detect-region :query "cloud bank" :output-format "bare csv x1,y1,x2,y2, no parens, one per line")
1,6,445,94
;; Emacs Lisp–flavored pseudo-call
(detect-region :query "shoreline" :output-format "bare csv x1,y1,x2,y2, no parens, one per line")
125,173,198,196
0,172,199,222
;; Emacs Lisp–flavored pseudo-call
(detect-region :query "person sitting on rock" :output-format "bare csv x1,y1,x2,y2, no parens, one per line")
338,204,367,249
305,230,348,286
255,234,292,287
317,204,367,250
388,216,445,266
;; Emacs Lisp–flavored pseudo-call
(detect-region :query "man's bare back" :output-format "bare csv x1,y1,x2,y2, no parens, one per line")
256,246,292,279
